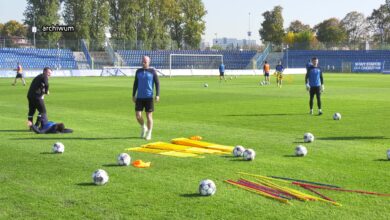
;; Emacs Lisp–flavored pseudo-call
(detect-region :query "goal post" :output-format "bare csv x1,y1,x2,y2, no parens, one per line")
169,54,224,77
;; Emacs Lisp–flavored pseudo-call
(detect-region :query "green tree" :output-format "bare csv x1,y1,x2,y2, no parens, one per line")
1,20,27,37
341,11,370,44
314,18,347,46
287,20,311,33
90,0,110,49
259,6,284,45
63,0,93,42
24,0,62,43
368,2,390,43
180,0,207,49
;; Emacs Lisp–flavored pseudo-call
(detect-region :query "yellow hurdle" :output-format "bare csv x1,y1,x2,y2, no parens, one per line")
171,138,234,153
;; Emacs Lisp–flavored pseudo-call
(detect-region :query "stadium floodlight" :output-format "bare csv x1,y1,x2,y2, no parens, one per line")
169,54,224,77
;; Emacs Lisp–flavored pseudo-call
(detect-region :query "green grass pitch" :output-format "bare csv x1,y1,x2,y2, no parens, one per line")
0,74,389,219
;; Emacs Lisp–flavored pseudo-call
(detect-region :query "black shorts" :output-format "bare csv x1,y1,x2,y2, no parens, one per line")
135,98,154,112
220,72,224,76
264,72,270,77
16,73,23,78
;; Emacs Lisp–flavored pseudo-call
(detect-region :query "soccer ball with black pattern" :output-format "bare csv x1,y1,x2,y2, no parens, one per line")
304,133,314,143
243,149,256,161
199,179,216,196
52,142,65,153
295,145,308,157
117,153,131,166
92,169,109,185
233,145,245,157
333,113,341,120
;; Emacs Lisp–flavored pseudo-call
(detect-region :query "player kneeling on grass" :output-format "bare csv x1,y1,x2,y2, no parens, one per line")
275,61,284,88
132,56,160,141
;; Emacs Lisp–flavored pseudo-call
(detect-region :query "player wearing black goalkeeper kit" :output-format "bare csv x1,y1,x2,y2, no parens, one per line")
27,67,52,128
305,57,324,115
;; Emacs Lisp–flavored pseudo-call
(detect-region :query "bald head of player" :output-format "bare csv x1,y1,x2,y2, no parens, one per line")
142,56,150,69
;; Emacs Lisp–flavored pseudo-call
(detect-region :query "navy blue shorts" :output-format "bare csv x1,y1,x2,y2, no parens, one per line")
16,73,23,78
135,98,154,112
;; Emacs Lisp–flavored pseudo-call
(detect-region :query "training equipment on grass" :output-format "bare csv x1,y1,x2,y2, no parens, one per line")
268,176,341,188
242,149,255,161
132,160,151,168
295,145,307,157
204,83,208,87
52,142,65,153
303,133,314,143
171,138,234,153
233,145,245,157
387,149,390,160
189,136,202,140
117,153,131,166
333,113,341,120
199,179,216,196
92,169,109,185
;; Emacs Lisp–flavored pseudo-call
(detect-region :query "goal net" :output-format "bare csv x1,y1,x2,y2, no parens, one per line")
169,54,224,76
100,66,167,77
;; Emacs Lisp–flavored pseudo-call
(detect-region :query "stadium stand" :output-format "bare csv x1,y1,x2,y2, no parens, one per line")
0,47,77,69
117,50,257,69
283,50,390,72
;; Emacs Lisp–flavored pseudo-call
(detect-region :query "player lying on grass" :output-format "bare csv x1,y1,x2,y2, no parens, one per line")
31,120,73,134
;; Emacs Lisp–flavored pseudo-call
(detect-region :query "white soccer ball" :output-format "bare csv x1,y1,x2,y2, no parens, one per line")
387,149,390,160
243,149,256,161
295,145,308,157
204,83,208,88
199,179,216,196
92,169,109,185
232,145,246,157
333,113,341,120
117,153,131,166
52,142,65,153
260,81,264,86
304,133,315,143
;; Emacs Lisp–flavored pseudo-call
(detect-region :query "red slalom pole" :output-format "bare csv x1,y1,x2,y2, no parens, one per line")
293,182,390,196
300,185,335,202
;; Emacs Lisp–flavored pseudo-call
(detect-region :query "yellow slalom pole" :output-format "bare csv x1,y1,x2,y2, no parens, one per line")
237,172,291,184
225,180,292,205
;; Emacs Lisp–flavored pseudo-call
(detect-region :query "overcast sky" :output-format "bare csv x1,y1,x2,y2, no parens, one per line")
0,0,386,44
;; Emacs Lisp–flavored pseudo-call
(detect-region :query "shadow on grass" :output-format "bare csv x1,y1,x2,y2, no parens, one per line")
76,182,96,186
180,193,203,198
373,159,389,162
293,141,306,144
0,129,29,133
225,113,305,117
230,158,250,162
221,155,234,158
40,152,56,155
317,136,388,141
10,136,140,141
283,155,299,157
102,163,122,167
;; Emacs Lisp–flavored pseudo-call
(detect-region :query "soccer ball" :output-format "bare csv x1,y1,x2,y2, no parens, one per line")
387,149,390,160
232,145,246,157
295,145,308,157
243,149,256,161
117,153,131,166
204,83,208,88
304,133,315,143
92,169,109,185
260,81,264,86
199,179,216,196
333,113,341,120
52,142,65,153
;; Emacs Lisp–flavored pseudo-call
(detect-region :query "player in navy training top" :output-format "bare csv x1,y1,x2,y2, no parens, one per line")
219,63,226,82
275,61,284,88
305,57,324,115
132,56,160,140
